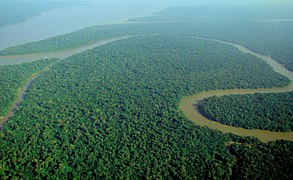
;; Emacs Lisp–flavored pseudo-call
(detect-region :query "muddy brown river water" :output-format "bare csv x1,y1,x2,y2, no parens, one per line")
179,36,293,142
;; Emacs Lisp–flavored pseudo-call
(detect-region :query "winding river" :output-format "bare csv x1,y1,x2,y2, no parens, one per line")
179,36,293,143
0,68,48,128
0,36,130,128
1,34,292,143
0,36,130,66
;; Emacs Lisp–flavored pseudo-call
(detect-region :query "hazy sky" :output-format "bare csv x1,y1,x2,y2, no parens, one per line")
172,0,293,6
2,0,293,6
85,0,293,11
82,0,293,6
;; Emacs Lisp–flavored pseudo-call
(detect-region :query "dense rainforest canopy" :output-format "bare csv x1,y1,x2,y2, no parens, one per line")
198,92,293,132
0,35,292,178
0,58,58,117
0,5,292,179
1,7,293,71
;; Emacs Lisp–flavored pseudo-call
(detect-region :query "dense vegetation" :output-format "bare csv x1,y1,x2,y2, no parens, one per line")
197,21,293,71
229,140,293,179
198,92,293,132
0,1,82,27
0,35,291,178
0,58,58,117
1,6,291,72
130,6,293,71
1,20,292,71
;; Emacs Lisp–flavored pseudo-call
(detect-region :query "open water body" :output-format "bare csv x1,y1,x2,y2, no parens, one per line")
1,34,292,142
1,2,293,51
1,3,292,141
0,1,168,51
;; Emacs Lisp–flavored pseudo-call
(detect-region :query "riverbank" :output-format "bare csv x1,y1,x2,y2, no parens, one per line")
1,34,292,142
0,37,132,128
0,36,131,66
179,36,293,143
0,68,47,128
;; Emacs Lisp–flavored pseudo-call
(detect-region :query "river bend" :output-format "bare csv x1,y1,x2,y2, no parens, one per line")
179,36,293,143
1,35,292,143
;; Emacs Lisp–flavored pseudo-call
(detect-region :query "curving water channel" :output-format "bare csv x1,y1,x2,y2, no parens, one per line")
0,36,131,128
0,34,292,142
179,36,293,143
0,68,48,128
0,36,130,66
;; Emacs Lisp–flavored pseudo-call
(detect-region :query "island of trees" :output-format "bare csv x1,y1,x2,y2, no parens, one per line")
0,35,292,178
0,6,292,179
198,92,293,132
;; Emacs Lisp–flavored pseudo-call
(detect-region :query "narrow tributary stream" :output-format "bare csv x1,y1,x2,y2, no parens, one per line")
1,35,292,143
0,36,130,128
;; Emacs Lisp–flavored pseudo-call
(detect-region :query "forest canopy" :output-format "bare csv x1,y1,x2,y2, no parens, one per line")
1,6,293,71
0,5,292,179
0,58,58,117
0,35,291,178
198,92,293,132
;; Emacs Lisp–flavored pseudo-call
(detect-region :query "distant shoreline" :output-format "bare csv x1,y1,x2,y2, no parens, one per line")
0,2,167,50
